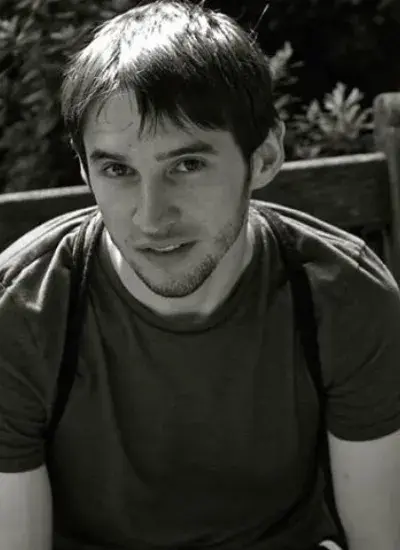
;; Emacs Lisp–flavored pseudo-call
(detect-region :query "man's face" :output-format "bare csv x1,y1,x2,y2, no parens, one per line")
81,92,254,298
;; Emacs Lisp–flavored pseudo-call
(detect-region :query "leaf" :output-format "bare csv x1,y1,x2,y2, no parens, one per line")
306,100,321,122
343,104,361,124
20,89,46,105
270,41,297,88
345,87,363,108
0,16,18,32
331,82,346,106
36,116,58,137
353,111,373,130
324,98,341,115
50,25,76,41
319,116,336,135
21,69,39,85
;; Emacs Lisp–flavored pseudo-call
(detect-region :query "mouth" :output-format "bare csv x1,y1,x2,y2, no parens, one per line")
141,242,195,258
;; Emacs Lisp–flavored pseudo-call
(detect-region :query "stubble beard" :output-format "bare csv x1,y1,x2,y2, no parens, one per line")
129,203,249,299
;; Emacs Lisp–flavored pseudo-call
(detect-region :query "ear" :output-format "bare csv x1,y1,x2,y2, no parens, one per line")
70,138,91,189
249,120,285,192
78,157,89,186
76,153,92,192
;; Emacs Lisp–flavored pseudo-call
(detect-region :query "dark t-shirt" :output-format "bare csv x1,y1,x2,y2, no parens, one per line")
1,200,400,549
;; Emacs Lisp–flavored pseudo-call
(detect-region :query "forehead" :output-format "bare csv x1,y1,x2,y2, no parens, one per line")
82,92,237,154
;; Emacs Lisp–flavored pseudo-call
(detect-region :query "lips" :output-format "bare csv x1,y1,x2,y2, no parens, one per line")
141,242,194,257
146,244,185,253
140,241,191,252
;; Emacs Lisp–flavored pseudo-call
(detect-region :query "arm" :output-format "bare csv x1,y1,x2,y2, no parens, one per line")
0,465,52,550
328,428,400,550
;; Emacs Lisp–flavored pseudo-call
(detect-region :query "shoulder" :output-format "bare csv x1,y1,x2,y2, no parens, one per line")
0,206,99,290
251,199,365,273
250,199,397,302
0,206,100,351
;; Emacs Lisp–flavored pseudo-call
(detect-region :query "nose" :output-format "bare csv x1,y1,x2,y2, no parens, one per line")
132,181,177,235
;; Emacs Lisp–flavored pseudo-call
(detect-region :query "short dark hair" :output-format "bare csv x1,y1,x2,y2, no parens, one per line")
61,0,279,172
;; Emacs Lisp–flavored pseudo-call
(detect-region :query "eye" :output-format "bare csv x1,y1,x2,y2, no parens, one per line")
101,163,134,178
173,158,206,174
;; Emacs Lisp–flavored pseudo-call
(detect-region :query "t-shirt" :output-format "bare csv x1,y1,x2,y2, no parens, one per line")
1,200,400,550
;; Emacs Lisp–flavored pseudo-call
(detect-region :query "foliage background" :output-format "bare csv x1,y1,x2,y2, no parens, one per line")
1,0,399,192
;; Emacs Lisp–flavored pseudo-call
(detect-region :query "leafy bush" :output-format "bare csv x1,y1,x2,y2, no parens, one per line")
287,84,373,159
270,44,374,160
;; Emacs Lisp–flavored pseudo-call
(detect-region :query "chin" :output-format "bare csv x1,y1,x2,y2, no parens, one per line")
135,258,219,299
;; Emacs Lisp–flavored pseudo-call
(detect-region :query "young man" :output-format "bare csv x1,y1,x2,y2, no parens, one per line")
0,1,399,549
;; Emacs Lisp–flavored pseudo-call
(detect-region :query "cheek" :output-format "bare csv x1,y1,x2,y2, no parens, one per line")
91,177,133,213
195,172,245,218
90,185,133,239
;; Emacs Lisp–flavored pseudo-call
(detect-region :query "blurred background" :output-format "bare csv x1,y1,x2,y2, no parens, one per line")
1,0,400,193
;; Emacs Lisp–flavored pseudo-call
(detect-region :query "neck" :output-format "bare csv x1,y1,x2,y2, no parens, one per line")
105,219,255,319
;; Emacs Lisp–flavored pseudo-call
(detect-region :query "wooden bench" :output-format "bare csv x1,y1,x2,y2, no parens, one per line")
1,92,400,287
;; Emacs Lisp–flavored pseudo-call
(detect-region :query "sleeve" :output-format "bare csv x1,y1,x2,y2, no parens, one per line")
0,283,47,472
320,244,400,441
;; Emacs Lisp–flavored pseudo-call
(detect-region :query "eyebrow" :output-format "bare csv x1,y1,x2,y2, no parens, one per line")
89,140,219,164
